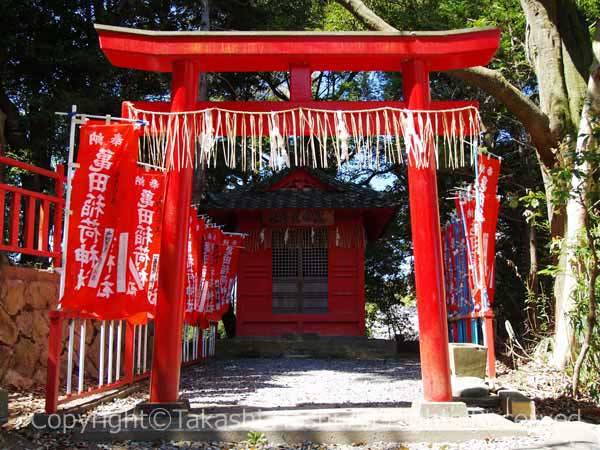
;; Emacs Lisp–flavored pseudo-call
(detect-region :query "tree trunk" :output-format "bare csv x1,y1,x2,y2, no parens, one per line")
557,1,593,127
552,198,585,368
198,0,210,102
562,24,600,375
551,23,599,369
193,0,210,202
519,0,591,368
0,110,6,154
520,0,574,137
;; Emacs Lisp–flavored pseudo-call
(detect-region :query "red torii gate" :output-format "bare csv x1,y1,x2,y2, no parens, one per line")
95,25,500,404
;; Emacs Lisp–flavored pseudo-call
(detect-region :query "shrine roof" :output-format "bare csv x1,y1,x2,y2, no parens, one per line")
95,24,500,73
204,167,400,210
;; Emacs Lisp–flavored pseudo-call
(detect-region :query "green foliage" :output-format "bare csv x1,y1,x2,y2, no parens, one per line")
365,302,378,338
518,190,548,231
245,431,268,447
217,320,227,339
322,2,362,31
362,169,416,338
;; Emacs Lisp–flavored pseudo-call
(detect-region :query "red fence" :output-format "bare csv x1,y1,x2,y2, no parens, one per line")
45,311,216,413
0,155,65,266
0,154,217,413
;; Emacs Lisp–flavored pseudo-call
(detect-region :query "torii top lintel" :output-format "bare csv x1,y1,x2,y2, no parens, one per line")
95,24,500,73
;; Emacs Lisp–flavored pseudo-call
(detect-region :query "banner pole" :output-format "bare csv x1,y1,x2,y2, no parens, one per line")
58,104,78,301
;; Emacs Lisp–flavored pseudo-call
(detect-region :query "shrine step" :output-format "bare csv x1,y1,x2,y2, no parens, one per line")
72,407,527,444
216,336,414,359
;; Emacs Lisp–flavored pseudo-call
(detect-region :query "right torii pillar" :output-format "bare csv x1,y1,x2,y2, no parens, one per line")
403,59,453,402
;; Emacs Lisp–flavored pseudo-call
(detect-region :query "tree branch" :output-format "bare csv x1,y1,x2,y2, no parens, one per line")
260,74,289,101
356,166,395,186
333,0,397,32
333,72,359,100
333,0,559,169
448,66,557,168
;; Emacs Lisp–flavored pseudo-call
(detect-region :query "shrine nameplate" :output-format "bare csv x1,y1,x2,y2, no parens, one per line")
263,209,334,227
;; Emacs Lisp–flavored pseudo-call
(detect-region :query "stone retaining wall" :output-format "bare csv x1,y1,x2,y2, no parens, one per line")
0,265,59,389
0,265,122,391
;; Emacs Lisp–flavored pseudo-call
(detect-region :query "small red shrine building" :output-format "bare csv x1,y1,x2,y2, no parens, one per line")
206,167,398,337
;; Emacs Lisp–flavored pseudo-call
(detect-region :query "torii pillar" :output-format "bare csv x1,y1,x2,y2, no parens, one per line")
149,60,199,404
403,59,452,402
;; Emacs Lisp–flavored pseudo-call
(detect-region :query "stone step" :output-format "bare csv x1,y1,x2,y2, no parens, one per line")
69,407,528,444
216,337,411,359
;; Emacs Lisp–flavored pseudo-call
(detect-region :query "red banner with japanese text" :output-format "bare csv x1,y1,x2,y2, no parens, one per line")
475,154,501,309
455,194,480,312
207,228,224,323
128,167,167,323
198,226,221,328
61,123,166,321
184,210,205,325
455,168,501,313
442,223,457,315
476,153,501,198
218,233,245,315
481,194,500,307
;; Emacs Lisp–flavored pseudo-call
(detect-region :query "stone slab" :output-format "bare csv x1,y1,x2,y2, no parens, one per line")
412,400,468,418
135,399,191,415
543,421,600,447
498,389,535,419
73,407,527,443
448,343,487,378
507,396,536,421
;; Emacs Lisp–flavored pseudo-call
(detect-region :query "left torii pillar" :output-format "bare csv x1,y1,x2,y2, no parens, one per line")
149,60,199,405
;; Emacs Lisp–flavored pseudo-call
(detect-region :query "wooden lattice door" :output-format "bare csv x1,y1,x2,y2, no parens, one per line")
272,228,328,313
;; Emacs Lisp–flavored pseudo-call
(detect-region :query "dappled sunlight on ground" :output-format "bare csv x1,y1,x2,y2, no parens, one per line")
179,358,422,410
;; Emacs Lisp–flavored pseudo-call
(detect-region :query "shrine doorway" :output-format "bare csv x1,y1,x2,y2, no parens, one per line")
271,228,329,315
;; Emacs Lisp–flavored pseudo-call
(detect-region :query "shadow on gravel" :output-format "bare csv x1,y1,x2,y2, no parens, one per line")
179,358,421,409
189,401,414,414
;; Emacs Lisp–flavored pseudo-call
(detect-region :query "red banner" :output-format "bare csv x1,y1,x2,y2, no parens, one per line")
207,228,224,322
184,211,205,325
61,123,166,321
198,226,222,328
476,154,500,308
455,194,480,311
217,233,245,314
455,193,500,312
476,153,501,196
481,194,500,306
129,167,167,323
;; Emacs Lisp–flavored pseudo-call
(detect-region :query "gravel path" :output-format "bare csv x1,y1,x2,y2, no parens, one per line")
179,358,423,409
2,358,561,449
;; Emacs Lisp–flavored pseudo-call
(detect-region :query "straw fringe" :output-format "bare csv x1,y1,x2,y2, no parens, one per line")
125,103,481,172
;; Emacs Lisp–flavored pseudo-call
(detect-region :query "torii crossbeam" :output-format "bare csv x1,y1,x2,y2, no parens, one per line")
95,24,500,405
